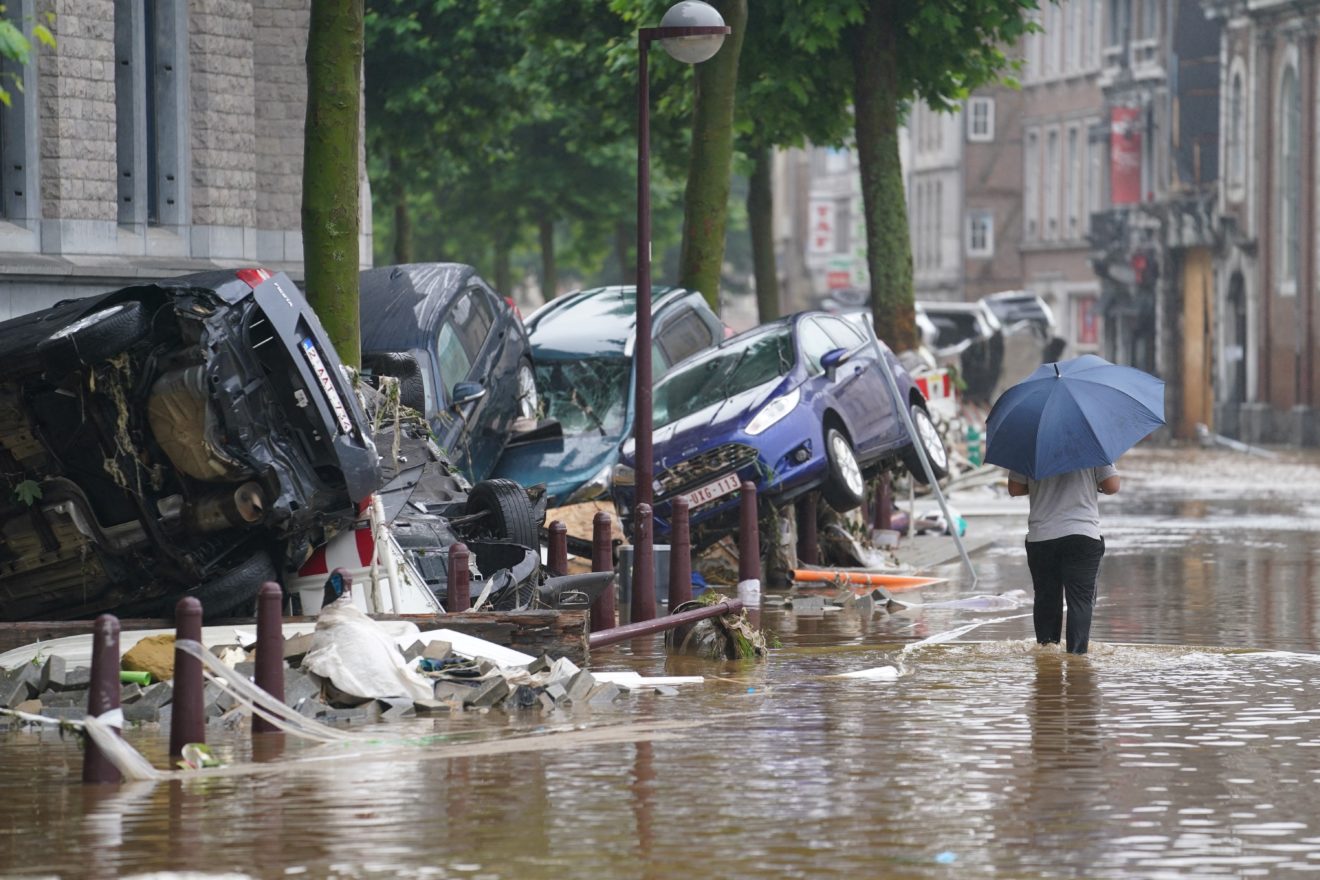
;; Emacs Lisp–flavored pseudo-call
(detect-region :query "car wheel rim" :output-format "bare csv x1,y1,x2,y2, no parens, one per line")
517,365,538,420
832,433,864,496
915,409,947,471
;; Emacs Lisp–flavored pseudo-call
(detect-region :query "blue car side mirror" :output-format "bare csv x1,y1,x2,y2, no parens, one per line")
451,381,487,409
821,347,852,370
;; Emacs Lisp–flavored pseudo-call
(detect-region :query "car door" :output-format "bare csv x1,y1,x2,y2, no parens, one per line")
818,315,895,455
432,288,500,477
797,318,859,432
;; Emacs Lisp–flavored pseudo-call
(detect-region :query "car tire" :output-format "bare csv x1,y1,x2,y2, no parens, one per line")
465,478,538,549
515,358,539,421
184,548,278,621
902,403,950,485
37,301,150,372
822,427,866,512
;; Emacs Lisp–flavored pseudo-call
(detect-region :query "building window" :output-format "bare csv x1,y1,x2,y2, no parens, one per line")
1279,64,1301,292
1227,68,1245,193
1045,128,1060,240
1086,125,1103,232
1024,129,1040,240
967,211,994,258
1044,3,1060,77
115,0,185,229
1086,0,1101,69
1066,126,1081,237
0,0,37,226
967,97,995,142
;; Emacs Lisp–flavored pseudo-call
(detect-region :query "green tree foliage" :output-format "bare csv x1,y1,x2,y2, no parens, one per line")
0,5,54,107
304,0,365,367
781,0,1041,350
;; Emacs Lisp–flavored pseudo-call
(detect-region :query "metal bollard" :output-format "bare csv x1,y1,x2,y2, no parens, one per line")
253,582,284,736
590,511,616,632
873,473,893,531
668,497,692,611
83,614,122,785
631,503,656,623
169,597,205,763
795,493,819,566
548,520,568,576
447,542,470,613
738,482,761,618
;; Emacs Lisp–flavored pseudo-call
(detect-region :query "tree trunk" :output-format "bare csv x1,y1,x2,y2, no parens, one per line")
616,220,635,285
538,217,557,299
677,0,747,311
851,0,916,352
390,148,412,265
303,0,364,368
493,237,513,297
748,145,779,323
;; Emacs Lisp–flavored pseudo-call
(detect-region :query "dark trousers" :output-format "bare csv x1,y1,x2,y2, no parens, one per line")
1025,535,1105,655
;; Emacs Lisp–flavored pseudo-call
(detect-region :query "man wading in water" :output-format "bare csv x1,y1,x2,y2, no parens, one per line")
1007,465,1120,655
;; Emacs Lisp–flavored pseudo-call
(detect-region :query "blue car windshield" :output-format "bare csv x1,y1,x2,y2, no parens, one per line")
654,328,793,428
536,358,631,437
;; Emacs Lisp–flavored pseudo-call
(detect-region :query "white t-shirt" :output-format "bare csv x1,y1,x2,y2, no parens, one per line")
1008,464,1117,542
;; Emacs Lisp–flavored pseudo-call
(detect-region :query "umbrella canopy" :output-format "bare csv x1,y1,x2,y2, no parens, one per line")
984,354,1165,480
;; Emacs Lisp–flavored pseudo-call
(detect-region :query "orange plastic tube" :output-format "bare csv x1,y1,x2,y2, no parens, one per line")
791,569,945,591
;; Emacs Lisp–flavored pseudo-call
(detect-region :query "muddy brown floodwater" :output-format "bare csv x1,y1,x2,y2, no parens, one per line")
3,446,1320,879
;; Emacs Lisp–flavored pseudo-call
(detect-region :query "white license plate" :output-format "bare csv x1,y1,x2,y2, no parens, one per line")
677,472,742,509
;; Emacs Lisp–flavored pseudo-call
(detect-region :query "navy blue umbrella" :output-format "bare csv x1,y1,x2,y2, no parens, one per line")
984,354,1165,480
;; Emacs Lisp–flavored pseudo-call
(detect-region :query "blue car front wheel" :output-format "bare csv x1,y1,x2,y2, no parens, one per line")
823,427,866,511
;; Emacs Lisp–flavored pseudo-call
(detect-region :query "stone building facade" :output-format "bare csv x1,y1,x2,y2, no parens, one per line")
0,0,370,320
1202,0,1320,446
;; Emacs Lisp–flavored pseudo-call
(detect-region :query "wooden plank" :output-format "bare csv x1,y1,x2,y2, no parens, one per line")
0,610,589,665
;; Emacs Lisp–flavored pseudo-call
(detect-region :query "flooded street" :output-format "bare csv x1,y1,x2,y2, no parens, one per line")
4,446,1320,879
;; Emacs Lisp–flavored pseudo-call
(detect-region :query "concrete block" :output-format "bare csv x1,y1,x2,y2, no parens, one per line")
43,706,88,722
120,683,143,704
321,706,370,725
538,692,557,712
414,698,454,715
296,698,329,718
651,685,679,697
123,702,161,724
37,654,63,692
1,666,39,708
465,677,510,709
402,641,427,662
525,655,551,675
40,656,91,692
0,715,14,732
41,689,89,708
234,661,256,679
544,682,568,704
14,699,41,715
157,705,172,730
792,596,825,615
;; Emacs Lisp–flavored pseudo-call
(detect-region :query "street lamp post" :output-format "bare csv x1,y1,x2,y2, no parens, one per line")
630,2,729,625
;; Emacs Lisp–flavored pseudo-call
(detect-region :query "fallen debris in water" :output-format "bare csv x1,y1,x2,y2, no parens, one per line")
665,593,769,660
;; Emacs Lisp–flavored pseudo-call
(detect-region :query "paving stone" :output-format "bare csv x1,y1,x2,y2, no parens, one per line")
544,682,568,705
538,692,557,712
422,640,453,662
377,698,416,721
564,670,596,705
465,677,510,709
791,596,826,615
1,666,39,708
138,681,174,710
39,656,92,693
525,655,551,675
120,683,143,704
321,706,370,725
402,640,427,662
587,683,623,706
283,632,314,662
282,668,322,709
433,680,475,704
123,702,161,724
41,688,89,708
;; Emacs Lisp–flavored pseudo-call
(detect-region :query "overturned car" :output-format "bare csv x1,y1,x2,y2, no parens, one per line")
0,269,380,621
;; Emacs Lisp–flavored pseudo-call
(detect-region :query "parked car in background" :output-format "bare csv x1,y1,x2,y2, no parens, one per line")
492,285,723,506
981,290,1057,340
0,268,380,621
915,300,1005,405
612,311,949,548
359,264,538,482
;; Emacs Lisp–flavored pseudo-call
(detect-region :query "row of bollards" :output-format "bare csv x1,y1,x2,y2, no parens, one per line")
84,582,294,784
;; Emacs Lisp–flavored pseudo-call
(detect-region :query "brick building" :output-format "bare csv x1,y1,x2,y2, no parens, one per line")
0,0,370,320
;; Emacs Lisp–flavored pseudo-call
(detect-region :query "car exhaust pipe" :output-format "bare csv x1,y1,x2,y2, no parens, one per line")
185,481,267,532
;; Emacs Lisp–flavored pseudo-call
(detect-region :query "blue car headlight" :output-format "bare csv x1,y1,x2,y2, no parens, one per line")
745,387,801,436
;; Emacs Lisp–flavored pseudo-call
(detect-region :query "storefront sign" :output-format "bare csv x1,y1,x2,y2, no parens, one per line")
1110,107,1142,205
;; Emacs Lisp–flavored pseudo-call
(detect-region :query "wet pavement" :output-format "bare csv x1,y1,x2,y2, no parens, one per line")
3,445,1320,879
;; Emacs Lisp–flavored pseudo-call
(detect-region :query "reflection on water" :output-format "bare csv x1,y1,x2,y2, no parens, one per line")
4,470,1320,877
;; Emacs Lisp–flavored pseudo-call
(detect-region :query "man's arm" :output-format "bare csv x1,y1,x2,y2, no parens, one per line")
1007,479,1029,497
1098,475,1120,495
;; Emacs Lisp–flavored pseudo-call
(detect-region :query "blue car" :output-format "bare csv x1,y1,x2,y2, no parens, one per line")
492,285,723,506
612,311,949,546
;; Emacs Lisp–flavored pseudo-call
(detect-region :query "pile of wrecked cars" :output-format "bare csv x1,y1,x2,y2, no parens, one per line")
0,267,602,625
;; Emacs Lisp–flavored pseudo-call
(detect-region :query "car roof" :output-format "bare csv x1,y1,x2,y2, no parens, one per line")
359,263,481,351
526,285,695,359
